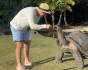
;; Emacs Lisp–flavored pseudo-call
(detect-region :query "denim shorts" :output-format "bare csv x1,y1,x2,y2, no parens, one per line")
10,26,29,42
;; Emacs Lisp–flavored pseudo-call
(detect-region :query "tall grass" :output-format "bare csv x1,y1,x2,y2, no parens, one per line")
0,34,88,70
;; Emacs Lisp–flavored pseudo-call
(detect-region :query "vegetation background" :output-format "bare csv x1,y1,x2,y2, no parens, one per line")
0,0,88,26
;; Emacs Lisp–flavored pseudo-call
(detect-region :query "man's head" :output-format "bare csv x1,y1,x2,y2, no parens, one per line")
36,3,51,17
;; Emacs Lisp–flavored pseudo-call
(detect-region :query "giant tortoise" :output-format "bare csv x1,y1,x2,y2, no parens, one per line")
55,26,88,69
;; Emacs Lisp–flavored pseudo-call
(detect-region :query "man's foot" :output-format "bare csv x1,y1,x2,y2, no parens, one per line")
24,61,31,65
24,61,36,66
17,64,23,69
16,67,26,70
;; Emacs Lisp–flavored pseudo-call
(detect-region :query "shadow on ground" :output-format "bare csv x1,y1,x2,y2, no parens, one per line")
63,67,77,70
35,57,55,65
84,64,88,68
25,55,75,70
63,64,88,70
25,57,55,70
25,54,88,70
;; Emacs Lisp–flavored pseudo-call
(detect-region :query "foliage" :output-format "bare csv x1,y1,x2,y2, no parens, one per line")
47,0,57,12
34,0,45,5
0,0,88,25
67,0,88,24
56,0,75,12
0,0,22,24
34,0,57,13
22,0,33,7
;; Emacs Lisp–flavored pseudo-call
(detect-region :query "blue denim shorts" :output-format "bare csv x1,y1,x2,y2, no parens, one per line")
10,26,29,42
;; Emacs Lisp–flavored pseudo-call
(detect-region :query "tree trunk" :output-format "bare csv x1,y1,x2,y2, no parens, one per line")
44,15,48,24
52,13,55,29
52,13,55,37
64,11,68,26
57,12,68,45
57,12,62,26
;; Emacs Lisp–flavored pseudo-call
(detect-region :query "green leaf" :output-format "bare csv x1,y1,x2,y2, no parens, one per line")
56,0,75,12
58,4,67,12
66,5,72,11
64,0,75,6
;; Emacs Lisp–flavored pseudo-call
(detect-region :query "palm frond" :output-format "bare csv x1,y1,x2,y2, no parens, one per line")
64,0,75,6
56,0,75,12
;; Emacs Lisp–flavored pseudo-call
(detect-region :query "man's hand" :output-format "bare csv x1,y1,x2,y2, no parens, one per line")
46,24,52,29
53,25,58,30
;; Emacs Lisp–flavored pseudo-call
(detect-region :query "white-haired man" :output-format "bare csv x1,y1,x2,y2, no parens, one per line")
10,3,52,70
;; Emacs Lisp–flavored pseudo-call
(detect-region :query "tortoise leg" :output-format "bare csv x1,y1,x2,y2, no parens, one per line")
72,49,84,69
55,48,64,63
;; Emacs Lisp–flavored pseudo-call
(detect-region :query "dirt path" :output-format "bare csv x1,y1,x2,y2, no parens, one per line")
63,28,88,32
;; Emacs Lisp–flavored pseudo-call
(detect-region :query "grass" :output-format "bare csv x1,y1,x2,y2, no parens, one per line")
0,34,88,70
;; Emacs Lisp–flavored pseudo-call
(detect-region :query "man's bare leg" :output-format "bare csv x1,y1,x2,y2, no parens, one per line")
16,41,23,69
23,40,31,64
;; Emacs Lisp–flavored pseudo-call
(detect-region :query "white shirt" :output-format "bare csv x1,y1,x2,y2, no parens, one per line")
10,7,46,40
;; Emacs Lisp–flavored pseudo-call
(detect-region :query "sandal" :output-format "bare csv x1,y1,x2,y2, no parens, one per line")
16,67,26,70
24,62,36,66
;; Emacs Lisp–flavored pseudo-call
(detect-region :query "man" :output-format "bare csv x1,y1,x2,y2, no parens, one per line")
10,3,52,70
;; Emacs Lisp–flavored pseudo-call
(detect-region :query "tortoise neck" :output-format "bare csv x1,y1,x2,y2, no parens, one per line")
57,27,68,45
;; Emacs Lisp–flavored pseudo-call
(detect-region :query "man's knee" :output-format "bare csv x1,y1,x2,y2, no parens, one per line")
16,41,23,47
23,40,31,46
